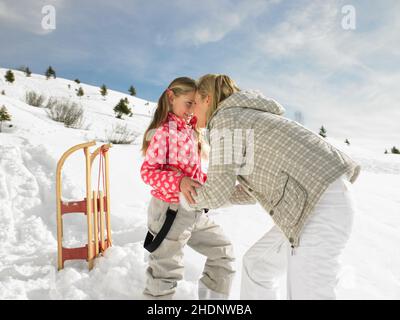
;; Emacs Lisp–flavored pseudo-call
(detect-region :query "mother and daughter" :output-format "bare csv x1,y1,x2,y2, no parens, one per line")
140,75,361,300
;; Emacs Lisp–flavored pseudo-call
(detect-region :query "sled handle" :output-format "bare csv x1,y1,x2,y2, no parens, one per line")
57,141,96,172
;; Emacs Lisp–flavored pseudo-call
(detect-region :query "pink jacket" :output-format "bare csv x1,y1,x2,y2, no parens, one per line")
140,112,207,203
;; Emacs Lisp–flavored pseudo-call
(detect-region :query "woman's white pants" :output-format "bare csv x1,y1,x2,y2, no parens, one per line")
240,174,356,300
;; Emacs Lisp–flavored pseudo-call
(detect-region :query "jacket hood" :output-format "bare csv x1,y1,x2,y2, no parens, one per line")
207,90,285,129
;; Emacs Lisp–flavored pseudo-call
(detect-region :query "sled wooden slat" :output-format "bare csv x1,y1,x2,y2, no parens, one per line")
104,149,112,247
85,146,94,270
60,199,87,215
62,245,89,261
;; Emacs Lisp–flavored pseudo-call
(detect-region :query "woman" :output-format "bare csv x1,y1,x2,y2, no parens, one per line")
180,74,361,300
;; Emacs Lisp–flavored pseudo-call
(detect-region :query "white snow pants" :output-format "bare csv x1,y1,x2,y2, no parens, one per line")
241,174,356,300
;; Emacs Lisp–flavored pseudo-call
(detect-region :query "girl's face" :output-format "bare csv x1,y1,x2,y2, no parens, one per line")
194,91,210,128
168,91,195,122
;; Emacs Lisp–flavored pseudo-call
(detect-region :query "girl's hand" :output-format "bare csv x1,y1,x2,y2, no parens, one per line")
180,176,202,204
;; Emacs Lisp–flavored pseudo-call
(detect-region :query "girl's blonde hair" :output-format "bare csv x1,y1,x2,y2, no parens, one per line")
196,74,240,125
141,77,197,156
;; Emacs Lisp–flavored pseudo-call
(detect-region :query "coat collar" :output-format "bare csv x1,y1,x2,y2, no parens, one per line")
167,112,197,130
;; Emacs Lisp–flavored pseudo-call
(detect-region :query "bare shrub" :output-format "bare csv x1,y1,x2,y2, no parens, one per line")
105,123,139,144
45,97,59,109
46,99,84,128
25,91,46,107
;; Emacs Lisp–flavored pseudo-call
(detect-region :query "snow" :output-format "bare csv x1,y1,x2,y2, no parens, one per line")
0,68,399,299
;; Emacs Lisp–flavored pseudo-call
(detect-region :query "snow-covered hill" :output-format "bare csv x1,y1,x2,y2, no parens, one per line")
0,68,399,299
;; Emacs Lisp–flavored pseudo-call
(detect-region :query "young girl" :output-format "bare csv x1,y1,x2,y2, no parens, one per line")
140,77,235,299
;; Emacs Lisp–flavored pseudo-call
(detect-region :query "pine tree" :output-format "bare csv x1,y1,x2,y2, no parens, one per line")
25,67,32,77
76,87,84,97
345,138,350,146
319,125,327,138
384,149,388,154
5,70,15,84
1,90,5,95
74,79,81,84
391,146,400,154
128,85,136,96
0,105,12,132
100,84,108,98
113,98,132,119
45,66,56,79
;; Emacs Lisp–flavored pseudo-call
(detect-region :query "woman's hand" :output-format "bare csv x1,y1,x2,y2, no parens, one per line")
180,176,202,204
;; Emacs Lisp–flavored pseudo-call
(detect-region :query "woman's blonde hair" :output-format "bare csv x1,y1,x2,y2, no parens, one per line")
141,77,197,156
196,74,240,125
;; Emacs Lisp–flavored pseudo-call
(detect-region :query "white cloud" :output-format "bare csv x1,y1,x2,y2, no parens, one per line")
173,0,279,46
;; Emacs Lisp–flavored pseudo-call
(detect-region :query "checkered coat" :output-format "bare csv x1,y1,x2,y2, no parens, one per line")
190,90,361,247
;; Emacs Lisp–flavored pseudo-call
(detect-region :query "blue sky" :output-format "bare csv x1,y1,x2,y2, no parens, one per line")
1,0,399,152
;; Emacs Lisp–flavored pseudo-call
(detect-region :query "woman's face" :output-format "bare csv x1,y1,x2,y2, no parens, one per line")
194,91,210,128
169,91,195,122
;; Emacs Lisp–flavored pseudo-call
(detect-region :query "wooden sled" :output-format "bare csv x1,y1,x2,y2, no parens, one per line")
56,141,112,270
